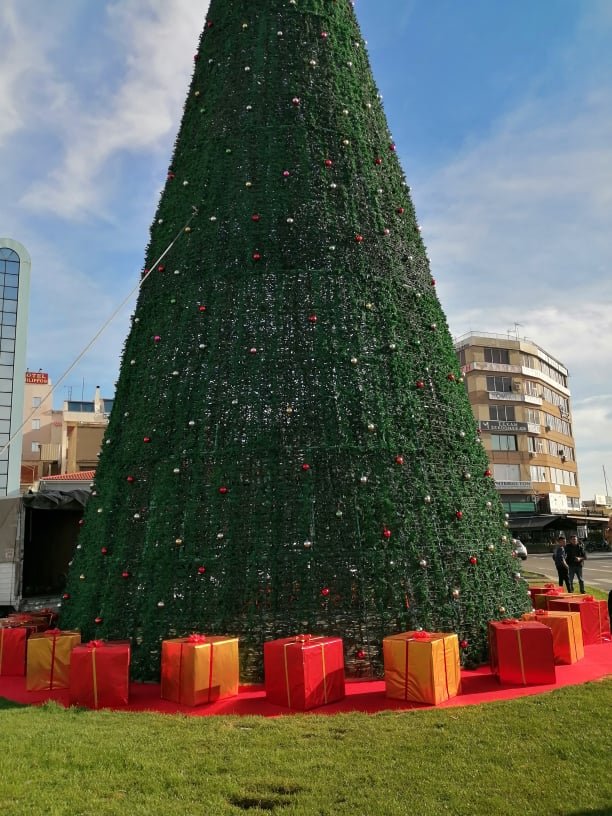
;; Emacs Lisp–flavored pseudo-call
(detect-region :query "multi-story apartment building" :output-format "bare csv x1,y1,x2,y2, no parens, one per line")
454,332,580,516
21,371,62,488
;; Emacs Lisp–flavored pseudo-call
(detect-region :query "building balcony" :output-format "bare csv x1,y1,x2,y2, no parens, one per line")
495,480,533,491
487,391,542,405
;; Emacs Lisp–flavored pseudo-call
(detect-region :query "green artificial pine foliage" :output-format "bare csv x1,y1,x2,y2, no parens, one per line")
60,0,531,681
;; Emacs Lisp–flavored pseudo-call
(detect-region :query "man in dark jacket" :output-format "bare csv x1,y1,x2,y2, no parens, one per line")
565,533,586,593
552,534,570,592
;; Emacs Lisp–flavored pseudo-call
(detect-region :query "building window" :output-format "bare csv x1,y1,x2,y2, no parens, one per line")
484,347,510,365
493,464,521,481
486,375,512,392
526,408,540,424
491,434,518,451
32,419,40,430
32,396,41,408
489,405,516,421
530,465,549,482
31,441,40,453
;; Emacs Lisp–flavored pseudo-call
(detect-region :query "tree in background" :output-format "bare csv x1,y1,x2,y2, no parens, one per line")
60,0,530,680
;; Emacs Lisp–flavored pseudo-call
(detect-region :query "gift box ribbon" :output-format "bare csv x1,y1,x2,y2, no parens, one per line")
178,635,215,704
402,634,452,701
283,636,327,708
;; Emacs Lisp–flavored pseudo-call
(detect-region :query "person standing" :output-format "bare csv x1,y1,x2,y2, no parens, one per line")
565,533,586,594
552,534,570,592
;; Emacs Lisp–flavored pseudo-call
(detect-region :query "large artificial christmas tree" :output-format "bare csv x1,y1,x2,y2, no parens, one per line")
61,0,530,680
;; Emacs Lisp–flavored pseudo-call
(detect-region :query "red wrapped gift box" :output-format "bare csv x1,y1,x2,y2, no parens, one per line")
489,620,556,685
264,635,345,710
0,626,28,676
69,640,131,709
547,596,611,644
528,584,561,603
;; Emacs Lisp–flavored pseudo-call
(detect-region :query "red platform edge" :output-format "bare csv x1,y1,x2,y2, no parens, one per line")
2,641,610,717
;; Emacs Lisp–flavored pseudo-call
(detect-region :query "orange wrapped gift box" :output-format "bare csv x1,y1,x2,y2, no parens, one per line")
264,635,345,711
522,611,584,664
533,588,567,610
161,634,239,706
489,620,555,685
69,640,131,709
26,629,81,691
383,631,461,705
0,625,29,676
547,596,611,644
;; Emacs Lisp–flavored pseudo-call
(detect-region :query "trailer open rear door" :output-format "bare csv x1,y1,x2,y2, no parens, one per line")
0,496,23,610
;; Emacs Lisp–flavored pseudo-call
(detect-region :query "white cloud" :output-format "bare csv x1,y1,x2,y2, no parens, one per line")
412,4,612,502
20,0,209,220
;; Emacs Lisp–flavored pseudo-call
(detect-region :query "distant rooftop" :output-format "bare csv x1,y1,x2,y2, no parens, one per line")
40,470,95,482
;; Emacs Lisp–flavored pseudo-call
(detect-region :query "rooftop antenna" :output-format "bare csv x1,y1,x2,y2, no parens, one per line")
603,465,610,498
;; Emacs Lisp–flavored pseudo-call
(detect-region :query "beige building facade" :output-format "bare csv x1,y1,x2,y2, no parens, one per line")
454,333,580,515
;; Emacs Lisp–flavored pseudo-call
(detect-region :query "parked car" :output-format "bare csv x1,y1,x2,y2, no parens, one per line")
512,538,528,560
585,539,611,553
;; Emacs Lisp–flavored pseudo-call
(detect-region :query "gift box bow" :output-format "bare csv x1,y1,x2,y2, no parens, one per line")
410,631,433,640
186,634,207,644
86,640,105,650
501,618,521,625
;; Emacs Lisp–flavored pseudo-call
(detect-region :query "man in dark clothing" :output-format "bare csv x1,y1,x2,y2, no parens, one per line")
565,533,586,593
552,534,570,592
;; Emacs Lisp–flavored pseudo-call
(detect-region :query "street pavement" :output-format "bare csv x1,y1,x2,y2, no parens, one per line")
525,552,612,593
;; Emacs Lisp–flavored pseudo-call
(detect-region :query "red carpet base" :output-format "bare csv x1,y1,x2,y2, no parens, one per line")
2,642,611,717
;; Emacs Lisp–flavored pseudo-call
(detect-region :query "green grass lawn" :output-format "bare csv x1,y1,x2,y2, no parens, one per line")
1,680,612,816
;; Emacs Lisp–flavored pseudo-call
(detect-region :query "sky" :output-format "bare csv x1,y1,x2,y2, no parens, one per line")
0,0,611,501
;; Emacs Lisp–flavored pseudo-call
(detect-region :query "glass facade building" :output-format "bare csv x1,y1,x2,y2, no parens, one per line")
0,239,31,495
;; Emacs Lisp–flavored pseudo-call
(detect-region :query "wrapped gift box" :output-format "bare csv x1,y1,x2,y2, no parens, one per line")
0,625,29,676
161,634,239,706
26,629,81,691
69,640,131,709
522,611,584,664
383,631,461,705
546,596,611,645
264,635,345,711
528,584,561,604
4,613,49,633
489,620,556,685
533,588,567,610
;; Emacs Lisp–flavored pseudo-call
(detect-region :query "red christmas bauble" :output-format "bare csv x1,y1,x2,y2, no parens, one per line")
355,234,364,243
78,519,85,526
249,347,257,354
382,528,392,539
282,170,290,177
154,335,161,343
121,571,130,579
356,649,366,660
198,305,207,312
101,547,108,555
301,463,310,471
431,278,436,286
308,314,317,323
455,510,464,520
374,158,382,166
320,31,328,39
167,172,175,180
143,436,151,443
126,476,135,483
416,380,425,389
321,587,330,597
193,54,199,62
157,264,165,272
62,593,70,600
484,469,492,477
460,640,469,649
396,207,405,214
389,143,396,151
251,213,261,222
94,617,103,624
395,455,404,465
198,566,207,574
206,21,213,28
291,97,301,106
219,486,229,494
469,556,478,565
324,159,333,167
252,252,261,261
447,373,456,381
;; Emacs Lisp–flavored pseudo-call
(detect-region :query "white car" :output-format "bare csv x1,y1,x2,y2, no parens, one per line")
512,538,528,560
